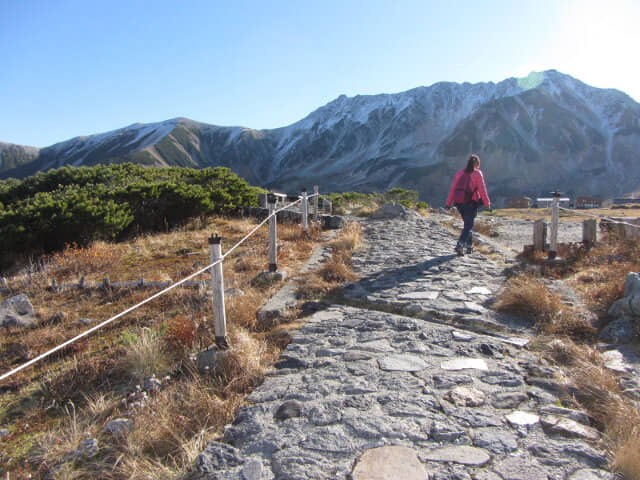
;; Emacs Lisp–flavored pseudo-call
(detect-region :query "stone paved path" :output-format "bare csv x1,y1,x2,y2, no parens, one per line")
194,212,613,480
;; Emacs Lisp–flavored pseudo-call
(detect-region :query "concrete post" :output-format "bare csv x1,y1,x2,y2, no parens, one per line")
209,234,229,349
268,193,278,272
583,219,597,246
533,219,547,252
313,185,319,221
549,191,560,259
302,188,308,232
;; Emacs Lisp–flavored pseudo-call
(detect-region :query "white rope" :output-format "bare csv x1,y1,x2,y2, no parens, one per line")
558,207,640,230
0,196,306,383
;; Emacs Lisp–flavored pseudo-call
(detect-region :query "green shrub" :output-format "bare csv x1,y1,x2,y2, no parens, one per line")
0,164,262,263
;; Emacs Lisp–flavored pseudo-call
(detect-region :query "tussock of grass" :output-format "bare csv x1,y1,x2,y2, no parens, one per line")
495,274,596,338
124,328,170,380
495,275,564,328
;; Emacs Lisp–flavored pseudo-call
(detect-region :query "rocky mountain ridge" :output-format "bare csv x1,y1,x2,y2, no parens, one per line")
2,70,639,206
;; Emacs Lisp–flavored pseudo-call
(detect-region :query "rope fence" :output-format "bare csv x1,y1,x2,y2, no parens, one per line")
558,206,640,230
531,194,640,259
0,189,323,383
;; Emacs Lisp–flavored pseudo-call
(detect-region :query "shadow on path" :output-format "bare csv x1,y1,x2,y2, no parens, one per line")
347,253,459,296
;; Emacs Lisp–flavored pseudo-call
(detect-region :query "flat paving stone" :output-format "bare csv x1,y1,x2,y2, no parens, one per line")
493,456,549,480
506,411,540,426
421,445,492,466
468,286,492,295
541,415,600,441
378,354,428,372
351,446,427,480
398,291,440,300
441,358,489,371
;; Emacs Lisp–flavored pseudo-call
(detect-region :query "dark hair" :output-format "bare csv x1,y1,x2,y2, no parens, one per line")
465,154,480,173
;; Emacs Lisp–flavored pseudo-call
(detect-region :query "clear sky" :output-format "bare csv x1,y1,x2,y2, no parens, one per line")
1,0,639,148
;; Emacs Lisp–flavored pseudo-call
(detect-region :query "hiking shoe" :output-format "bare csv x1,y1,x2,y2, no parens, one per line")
465,247,473,254
455,246,464,256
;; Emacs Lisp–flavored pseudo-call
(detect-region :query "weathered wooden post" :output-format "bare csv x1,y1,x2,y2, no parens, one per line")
258,193,268,208
301,188,308,232
322,197,332,215
533,219,546,252
208,234,229,349
583,219,597,246
548,191,560,259
268,193,278,272
313,185,319,221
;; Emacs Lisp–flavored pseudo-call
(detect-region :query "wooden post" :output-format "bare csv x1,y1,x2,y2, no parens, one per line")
268,193,278,272
209,235,229,349
313,185,319,221
583,219,597,246
258,193,267,208
301,188,308,232
1,277,8,290
533,219,546,252
548,191,560,259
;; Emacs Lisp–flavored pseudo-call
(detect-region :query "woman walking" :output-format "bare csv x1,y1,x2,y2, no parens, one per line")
445,154,491,256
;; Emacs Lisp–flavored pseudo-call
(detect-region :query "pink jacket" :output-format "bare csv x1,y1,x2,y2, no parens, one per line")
446,169,491,208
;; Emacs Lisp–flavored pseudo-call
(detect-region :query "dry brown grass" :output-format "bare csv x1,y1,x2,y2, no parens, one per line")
533,337,640,478
567,233,640,316
495,274,597,339
0,213,329,479
297,222,361,299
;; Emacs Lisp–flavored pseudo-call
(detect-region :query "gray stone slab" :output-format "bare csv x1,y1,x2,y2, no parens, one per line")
493,456,549,480
441,358,488,371
357,339,395,353
452,330,475,341
352,446,427,480
601,349,632,372
505,411,539,426
467,286,492,295
421,445,491,466
378,354,428,372
541,415,600,441
398,291,440,300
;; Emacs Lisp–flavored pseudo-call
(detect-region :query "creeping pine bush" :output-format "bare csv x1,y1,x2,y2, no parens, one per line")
0,163,262,265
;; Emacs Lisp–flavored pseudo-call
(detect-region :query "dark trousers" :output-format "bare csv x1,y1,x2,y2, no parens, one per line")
456,202,479,247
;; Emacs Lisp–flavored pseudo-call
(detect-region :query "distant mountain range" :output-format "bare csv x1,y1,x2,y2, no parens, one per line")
2,70,639,206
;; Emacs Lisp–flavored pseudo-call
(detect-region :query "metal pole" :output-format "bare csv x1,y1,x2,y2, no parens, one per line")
549,191,560,259
208,234,229,349
302,188,308,232
268,193,277,272
313,185,319,221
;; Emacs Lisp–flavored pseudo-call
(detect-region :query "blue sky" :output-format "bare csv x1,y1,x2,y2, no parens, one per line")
2,0,638,147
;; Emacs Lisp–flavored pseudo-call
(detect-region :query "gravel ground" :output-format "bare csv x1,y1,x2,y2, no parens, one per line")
481,217,588,253
430,211,591,255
